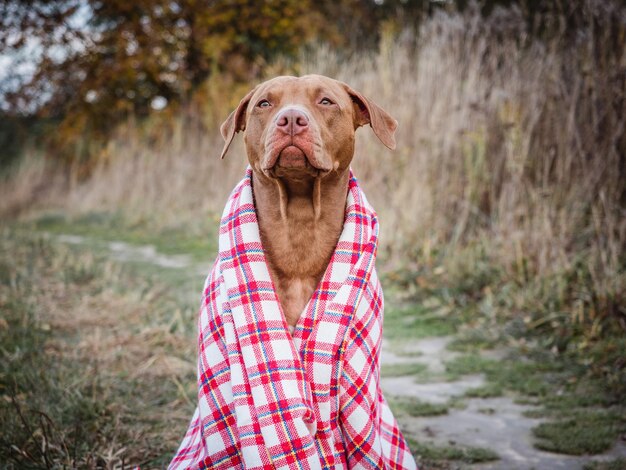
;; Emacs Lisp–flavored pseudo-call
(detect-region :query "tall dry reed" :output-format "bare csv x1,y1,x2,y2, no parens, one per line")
298,3,625,329
3,1,624,331
302,4,625,279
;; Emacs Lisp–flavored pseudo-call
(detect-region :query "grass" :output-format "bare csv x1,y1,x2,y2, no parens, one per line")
444,354,497,379
445,353,560,397
0,228,196,467
4,4,623,364
584,459,626,470
381,276,624,459
447,326,501,353
407,437,499,467
463,384,503,399
1,213,624,466
380,247,625,460
10,212,217,312
532,410,625,455
382,298,458,343
440,348,626,455
381,362,429,378
29,211,218,260
376,228,625,459
388,396,449,417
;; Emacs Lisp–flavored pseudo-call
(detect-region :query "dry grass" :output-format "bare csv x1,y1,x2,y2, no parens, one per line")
0,229,195,467
63,117,247,228
304,5,625,281
0,152,67,217
298,2,626,350
1,3,624,341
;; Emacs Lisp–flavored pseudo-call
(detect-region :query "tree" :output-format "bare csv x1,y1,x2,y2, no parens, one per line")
0,0,331,161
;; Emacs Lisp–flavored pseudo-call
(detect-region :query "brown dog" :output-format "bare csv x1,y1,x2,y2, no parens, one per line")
219,74,397,328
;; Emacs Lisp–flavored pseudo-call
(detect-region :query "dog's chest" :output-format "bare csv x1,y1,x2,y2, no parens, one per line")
260,220,341,327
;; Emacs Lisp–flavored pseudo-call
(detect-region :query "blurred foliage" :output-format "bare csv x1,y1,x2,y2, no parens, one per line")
0,1,317,166
0,0,614,168
0,114,52,168
1,0,409,167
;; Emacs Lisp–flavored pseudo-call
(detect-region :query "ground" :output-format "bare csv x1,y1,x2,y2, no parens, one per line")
1,215,625,469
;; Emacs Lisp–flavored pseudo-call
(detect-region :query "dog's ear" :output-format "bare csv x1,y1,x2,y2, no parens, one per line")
344,85,397,150
219,86,258,159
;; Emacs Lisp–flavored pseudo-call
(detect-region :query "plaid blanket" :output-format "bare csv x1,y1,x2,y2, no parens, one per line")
170,168,417,469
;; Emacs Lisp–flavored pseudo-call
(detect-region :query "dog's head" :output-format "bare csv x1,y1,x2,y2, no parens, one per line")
219,75,397,179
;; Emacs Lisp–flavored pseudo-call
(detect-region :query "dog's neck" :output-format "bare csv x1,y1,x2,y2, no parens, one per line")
252,169,349,327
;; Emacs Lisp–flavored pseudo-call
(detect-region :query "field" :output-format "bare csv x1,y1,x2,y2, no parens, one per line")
1,3,625,469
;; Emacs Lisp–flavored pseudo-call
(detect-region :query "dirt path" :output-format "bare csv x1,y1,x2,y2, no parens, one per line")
381,337,626,469
57,234,202,272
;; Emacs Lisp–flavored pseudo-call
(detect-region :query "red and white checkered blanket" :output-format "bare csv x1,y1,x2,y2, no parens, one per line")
170,168,417,469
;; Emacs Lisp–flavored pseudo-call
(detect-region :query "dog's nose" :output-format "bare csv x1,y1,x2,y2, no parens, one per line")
275,107,309,136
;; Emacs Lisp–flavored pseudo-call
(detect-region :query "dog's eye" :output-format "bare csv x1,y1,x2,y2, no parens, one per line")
257,99,271,108
319,97,334,106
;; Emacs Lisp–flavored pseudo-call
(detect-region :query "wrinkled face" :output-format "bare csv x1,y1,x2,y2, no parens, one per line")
219,74,397,180
243,75,358,179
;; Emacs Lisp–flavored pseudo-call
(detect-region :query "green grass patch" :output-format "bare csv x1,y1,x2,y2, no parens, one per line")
389,237,626,403
464,383,503,398
383,300,458,342
447,326,501,352
390,241,626,460
0,252,117,466
444,350,626,456
407,438,499,464
381,362,428,378
388,348,424,358
444,354,497,378
532,410,625,455
522,408,546,419
388,397,449,417
19,212,219,315
541,383,618,413
584,458,626,470
445,353,554,397
28,211,217,261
